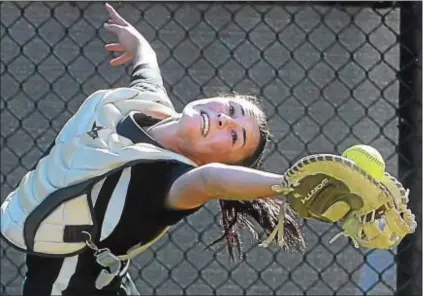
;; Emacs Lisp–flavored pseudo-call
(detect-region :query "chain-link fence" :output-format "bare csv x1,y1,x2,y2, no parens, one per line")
1,1,421,295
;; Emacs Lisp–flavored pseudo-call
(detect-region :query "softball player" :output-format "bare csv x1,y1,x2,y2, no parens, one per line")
1,4,303,295
1,4,415,296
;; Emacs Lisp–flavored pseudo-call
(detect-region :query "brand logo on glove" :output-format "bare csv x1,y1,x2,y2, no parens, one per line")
302,178,329,204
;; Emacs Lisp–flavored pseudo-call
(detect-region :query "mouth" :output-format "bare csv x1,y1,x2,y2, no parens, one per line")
200,111,210,137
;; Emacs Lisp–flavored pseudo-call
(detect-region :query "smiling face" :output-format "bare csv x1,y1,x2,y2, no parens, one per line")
177,97,264,165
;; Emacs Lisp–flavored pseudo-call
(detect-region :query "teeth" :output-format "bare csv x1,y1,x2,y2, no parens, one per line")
201,112,209,136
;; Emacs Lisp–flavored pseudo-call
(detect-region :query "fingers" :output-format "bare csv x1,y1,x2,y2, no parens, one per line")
109,52,133,66
105,43,132,66
105,3,127,26
105,43,125,52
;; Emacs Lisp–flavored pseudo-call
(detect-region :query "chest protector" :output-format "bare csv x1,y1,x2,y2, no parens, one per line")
1,88,198,258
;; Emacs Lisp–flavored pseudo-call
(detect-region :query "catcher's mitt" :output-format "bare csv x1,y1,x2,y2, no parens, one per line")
262,154,417,250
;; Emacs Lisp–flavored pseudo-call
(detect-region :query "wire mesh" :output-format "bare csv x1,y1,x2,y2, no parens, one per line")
0,2,419,295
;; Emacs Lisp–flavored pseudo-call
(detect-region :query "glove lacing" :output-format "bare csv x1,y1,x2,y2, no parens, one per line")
260,176,297,248
328,187,413,248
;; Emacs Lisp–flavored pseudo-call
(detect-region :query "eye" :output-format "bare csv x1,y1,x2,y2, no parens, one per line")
229,105,235,116
231,131,238,144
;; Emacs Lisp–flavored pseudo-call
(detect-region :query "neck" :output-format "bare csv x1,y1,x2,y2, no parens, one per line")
147,114,202,164
147,115,184,155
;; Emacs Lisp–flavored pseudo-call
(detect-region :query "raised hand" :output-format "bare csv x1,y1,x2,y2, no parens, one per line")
103,3,156,66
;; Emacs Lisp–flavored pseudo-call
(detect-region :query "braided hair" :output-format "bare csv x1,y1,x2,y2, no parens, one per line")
208,93,306,260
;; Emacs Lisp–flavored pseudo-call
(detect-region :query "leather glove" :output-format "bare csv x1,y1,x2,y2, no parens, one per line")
263,154,416,250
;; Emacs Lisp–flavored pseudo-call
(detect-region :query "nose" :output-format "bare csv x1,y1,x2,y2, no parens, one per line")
217,113,236,129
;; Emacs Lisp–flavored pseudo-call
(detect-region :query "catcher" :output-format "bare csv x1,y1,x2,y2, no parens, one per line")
0,4,416,296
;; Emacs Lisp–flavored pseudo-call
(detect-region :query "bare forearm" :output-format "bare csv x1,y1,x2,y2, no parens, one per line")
132,38,158,69
133,49,157,68
203,163,283,200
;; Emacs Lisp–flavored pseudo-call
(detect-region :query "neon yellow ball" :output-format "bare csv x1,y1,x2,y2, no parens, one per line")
342,145,386,181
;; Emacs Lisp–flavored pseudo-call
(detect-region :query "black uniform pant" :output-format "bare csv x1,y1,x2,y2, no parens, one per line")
23,252,139,296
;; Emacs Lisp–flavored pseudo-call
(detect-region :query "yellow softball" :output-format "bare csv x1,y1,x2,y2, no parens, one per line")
341,144,386,181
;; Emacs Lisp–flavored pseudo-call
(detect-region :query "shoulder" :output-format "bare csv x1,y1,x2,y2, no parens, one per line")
164,164,213,211
131,159,196,203
132,153,196,180
164,160,197,185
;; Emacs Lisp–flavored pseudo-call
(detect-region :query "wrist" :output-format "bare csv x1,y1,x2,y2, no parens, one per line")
271,175,293,194
132,47,158,68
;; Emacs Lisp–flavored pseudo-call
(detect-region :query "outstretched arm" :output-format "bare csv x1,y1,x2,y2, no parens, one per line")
166,163,284,210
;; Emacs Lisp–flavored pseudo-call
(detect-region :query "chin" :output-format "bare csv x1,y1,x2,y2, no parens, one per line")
181,106,197,121
179,108,201,134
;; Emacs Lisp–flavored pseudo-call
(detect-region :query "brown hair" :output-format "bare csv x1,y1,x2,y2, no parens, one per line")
208,93,306,260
